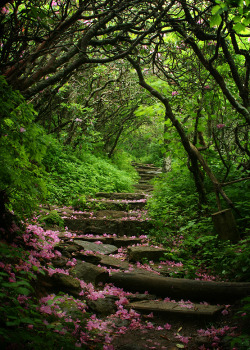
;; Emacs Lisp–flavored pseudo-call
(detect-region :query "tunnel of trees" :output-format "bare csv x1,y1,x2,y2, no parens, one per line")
0,1,250,349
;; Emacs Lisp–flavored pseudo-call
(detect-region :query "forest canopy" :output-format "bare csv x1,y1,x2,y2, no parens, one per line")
0,2,250,349
0,0,249,225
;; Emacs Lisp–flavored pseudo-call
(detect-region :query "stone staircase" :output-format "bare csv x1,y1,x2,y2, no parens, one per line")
37,163,250,349
132,162,162,193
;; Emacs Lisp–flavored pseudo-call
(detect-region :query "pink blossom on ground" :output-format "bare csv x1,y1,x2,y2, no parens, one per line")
164,323,172,330
175,334,189,344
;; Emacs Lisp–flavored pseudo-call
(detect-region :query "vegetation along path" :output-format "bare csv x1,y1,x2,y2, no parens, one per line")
13,163,247,350
1,2,250,349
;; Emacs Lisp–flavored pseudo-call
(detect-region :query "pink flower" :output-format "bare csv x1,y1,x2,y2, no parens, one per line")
175,334,189,344
216,123,226,129
172,91,179,96
222,309,229,316
40,304,52,314
1,6,9,14
20,127,26,132
164,323,172,330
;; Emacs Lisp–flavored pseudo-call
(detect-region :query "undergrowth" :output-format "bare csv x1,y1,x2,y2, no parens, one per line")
42,139,138,206
147,164,250,282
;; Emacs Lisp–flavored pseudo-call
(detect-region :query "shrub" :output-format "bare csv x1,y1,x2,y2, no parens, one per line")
0,76,47,226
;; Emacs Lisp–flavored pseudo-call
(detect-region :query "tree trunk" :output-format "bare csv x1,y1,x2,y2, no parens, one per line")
109,271,250,303
212,209,240,242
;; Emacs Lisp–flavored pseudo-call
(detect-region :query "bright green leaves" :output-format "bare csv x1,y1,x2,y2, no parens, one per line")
210,13,223,27
211,0,250,32
210,2,228,27
0,76,47,215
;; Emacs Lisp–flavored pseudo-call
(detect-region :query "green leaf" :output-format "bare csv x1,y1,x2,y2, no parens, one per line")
242,17,250,26
233,22,246,33
6,319,21,327
210,14,222,27
16,287,31,295
176,344,185,349
232,15,242,23
212,5,222,15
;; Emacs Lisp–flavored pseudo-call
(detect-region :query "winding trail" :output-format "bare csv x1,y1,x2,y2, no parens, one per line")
38,163,249,349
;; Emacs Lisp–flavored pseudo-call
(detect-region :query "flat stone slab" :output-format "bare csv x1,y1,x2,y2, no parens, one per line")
95,192,146,200
113,237,142,247
127,246,167,262
64,218,151,236
87,199,146,210
72,236,143,248
74,240,118,255
152,265,185,277
96,254,130,270
73,236,112,244
71,261,109,284
127,300,223,317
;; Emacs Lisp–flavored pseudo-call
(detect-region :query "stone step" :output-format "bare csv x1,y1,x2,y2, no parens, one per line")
76,209,144,219
137,170,161,176
64,217,152,236
132,162,161,171
134,184,154,192
85,199,146,211
138,179,153,184
66,235,143,248
73,240,118,255
127,246,167,262
127,300,224,318
95,192,146,200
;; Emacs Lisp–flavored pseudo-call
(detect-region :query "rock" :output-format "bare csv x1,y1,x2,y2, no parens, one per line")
95,192,146,200
73,236,112,244
73,240,118,255
113,237,142,247
127,246,167,262
52,257,68,268
70,261,109,284
72,252,102,264
59,299,86,320
94,210,129,219
64,218,151,236
55,243,81,254
152,264,185,277
133,184,154,192
50,273,81,296
96,254,130,270
87,295,118,316
86,199,146,211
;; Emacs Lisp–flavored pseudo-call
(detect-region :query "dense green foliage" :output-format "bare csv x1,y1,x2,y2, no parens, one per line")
0,1,249,348
147,160,250,281
0,76,47,216
43,139,138,206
